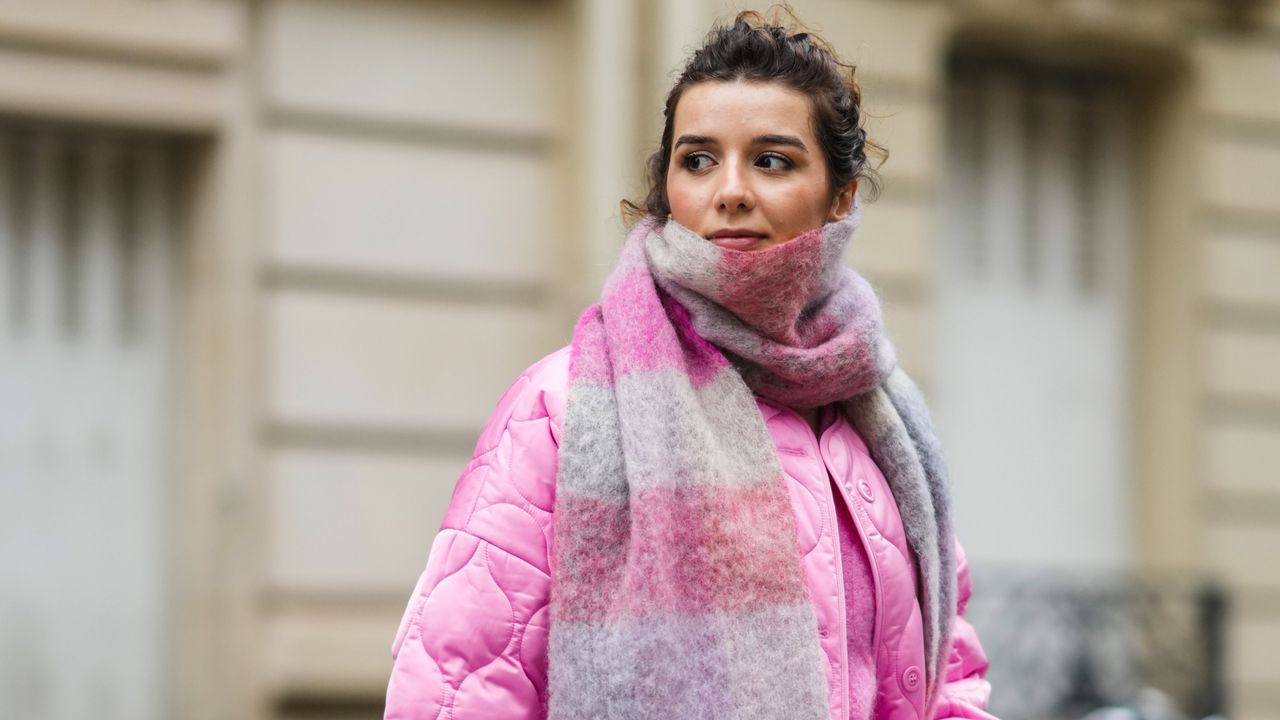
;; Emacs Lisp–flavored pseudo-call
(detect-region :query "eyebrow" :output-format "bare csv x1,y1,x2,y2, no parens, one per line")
674,134,713,149
753,133,809,152
673,133,809,152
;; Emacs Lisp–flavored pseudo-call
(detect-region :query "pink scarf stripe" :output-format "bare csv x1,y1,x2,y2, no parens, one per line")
553,481,810,624
567,296,731,392
601,267,687,380
565,304,613,386
605,268,736,388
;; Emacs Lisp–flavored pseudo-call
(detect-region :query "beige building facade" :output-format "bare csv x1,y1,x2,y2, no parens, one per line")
2,0,1278,718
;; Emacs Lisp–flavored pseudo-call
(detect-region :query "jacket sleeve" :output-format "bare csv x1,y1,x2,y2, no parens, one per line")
384,353,566,720
932,539,999,720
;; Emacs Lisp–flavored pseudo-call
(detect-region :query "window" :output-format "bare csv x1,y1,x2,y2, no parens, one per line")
0,122,183,719
936,54,1137,571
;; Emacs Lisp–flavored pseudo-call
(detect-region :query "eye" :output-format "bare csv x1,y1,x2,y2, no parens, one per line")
681,152,715,172
756,152,793,170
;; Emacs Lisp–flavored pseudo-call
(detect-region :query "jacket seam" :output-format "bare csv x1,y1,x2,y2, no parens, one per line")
512,604,548,704
824,473,850,720
435,526,552,580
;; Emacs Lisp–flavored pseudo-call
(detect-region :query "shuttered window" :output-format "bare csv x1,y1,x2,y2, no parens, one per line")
0,123,182,720
936,55,1137,570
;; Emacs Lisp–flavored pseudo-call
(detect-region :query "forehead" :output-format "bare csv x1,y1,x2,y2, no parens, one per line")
673,80,815,139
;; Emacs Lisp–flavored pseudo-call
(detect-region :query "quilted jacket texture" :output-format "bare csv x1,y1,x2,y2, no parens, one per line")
384,347,996,720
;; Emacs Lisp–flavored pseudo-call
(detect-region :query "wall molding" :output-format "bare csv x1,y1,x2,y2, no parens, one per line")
0,2,240,68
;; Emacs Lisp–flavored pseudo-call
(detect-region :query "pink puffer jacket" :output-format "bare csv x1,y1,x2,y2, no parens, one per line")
384,347,996,720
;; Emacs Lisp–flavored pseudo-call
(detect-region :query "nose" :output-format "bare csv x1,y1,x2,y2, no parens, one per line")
713,159,754,214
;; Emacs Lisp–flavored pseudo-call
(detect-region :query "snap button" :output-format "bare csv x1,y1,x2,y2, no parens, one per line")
902,665,922,691
818,626,829,639
857,478,875,503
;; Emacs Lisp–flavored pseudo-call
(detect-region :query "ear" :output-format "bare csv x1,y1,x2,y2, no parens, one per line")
827,179,857,221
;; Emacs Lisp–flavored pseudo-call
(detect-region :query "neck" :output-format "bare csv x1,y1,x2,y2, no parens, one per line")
796,406,822,436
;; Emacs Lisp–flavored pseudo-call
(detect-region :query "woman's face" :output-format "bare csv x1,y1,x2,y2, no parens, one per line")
666,80,856,252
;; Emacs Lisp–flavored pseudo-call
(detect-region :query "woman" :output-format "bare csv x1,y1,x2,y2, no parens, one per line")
385,11,995,720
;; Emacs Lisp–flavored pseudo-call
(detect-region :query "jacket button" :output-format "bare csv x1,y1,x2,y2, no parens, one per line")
857,478,875,503
902,665,921,692
818,626,829,639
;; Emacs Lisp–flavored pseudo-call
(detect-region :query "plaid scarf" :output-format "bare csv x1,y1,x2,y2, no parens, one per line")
548,199,956,719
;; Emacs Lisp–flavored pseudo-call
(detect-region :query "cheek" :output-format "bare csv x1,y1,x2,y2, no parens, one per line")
666,176,703,223
769,182,830,227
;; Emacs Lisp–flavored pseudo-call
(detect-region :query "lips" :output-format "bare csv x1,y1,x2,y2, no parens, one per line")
708,228,767,250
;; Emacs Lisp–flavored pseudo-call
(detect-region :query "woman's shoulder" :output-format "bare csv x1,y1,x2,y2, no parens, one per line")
520,343,573,394
432,348,569,584
473,344,572,453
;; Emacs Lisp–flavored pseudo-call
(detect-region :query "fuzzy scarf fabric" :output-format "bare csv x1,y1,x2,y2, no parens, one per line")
548,199,956,720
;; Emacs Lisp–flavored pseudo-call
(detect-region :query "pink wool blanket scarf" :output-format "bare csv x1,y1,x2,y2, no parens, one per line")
549,198,956,719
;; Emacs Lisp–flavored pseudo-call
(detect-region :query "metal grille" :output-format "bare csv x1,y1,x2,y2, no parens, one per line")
967,572,1228,720
0,122,183,720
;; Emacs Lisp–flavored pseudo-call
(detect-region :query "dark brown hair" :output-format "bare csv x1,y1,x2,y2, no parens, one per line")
622,7,886,223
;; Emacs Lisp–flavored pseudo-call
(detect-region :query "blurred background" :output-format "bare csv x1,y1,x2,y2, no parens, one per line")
0,0,1277,718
